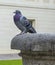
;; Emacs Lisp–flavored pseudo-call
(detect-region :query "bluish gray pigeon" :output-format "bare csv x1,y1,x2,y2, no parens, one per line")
13,10,36,34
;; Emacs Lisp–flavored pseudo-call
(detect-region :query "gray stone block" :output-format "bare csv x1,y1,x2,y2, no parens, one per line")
11,33,55,51
11,33,55,65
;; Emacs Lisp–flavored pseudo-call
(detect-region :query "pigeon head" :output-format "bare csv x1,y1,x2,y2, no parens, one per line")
14,10,21,15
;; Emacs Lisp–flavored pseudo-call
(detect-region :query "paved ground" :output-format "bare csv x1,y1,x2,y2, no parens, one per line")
0,53,22,60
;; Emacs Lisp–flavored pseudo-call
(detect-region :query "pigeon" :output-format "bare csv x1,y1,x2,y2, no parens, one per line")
13,10,36,34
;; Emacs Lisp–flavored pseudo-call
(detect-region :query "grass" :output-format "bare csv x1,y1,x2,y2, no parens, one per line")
0,59,22,65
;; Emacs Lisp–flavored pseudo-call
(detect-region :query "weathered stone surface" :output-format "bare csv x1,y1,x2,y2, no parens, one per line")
22,58,55,65
11,33,55,65
11,33,55,51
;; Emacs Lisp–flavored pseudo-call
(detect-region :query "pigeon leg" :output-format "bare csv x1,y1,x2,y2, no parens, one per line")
19,29,27,35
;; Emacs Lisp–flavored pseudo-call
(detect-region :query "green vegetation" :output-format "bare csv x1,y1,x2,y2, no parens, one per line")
0,59,22,65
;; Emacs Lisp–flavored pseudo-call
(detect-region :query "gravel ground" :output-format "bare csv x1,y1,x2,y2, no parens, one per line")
0,53,22,60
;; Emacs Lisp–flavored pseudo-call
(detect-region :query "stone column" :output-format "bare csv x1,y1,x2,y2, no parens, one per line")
11,33,55,65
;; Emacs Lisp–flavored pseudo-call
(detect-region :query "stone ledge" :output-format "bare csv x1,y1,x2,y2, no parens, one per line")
11,33,55,52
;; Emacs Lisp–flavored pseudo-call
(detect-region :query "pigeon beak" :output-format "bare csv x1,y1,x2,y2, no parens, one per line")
13,12,16,13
